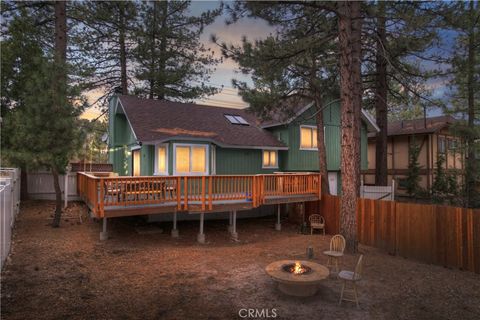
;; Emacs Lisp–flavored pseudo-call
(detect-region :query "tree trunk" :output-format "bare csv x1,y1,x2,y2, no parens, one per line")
149,1,157,99
51,169,63,228
338,1,363,253
466,0,477,208
374,1,388,186
156,1,169,100
118,2,128,95
51,0,67,227
54,1,67,65
314,94,330,195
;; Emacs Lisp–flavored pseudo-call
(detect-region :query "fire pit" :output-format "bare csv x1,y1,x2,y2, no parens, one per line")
265,260,329,297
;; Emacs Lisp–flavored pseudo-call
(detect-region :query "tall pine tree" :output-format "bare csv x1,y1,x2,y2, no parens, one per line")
216,2,338,195
444,1,479,208
363,1,442,186
70,1,138,97
134,1,221,100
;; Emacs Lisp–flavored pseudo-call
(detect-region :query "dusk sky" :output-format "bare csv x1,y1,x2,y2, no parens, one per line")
83,1,272,119
82,1,450,120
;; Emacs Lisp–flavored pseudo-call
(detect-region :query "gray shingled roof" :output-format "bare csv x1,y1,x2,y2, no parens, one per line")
117,95,287,149
368,115,457,138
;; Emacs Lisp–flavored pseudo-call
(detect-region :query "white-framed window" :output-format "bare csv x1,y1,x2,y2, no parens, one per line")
154,144,168,175
262,150,278,168
300,125,318,150
131,146,141,177
173,143,209,175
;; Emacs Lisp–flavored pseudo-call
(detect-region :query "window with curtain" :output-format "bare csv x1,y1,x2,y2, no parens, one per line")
262,150,278,168
300,126,318,149
174,144,208,174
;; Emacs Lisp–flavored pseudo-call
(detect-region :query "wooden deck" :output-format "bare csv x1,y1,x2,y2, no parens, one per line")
77,172,321,218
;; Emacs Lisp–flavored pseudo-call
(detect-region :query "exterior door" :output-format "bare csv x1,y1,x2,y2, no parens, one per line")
328,172,338,195
132,149,141,176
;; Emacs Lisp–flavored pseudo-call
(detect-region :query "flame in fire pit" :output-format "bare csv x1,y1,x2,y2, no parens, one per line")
283,261,312,275
293,261,303,274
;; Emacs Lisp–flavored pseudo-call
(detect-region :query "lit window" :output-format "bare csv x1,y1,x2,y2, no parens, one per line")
132,149,141,176
192,146,206,173
174,144,208,174
300,126,318,149
263,150,278,168
155,145,167,175
225,114,249,125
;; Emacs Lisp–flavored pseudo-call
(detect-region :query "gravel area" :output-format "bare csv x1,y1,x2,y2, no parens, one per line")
1,201,479,320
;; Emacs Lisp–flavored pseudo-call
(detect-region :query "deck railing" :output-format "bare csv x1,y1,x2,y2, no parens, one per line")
77,172,321,218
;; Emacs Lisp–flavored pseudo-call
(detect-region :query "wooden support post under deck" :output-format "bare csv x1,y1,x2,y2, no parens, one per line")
228,211,233,233
171,210,179,238
197,213,205,244
100,217,108,241
275,205,281,231
231,210,238,240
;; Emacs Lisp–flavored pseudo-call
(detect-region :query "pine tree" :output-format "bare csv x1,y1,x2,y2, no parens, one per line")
363,1,443,186
215,2,338,195
405,137,423,198
338,1,363,253
431,154,448,203
70,1,138,98
133,1,222,100
443,1,479,208
1,1,85,226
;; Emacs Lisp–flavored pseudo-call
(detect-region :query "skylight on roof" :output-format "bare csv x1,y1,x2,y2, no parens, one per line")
225,114,249,126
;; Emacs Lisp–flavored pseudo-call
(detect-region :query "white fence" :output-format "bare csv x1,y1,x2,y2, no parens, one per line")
360,180,395,201
27,171,80,205
1,168,21,270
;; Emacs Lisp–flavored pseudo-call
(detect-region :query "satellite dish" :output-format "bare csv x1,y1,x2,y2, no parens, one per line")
101,133,108,143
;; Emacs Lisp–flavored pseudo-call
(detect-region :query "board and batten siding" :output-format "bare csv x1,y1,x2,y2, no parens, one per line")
108,96,137,176
215,148,278,175
268,101,369,172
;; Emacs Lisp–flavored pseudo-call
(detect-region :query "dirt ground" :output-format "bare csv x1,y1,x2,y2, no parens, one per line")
1,201,480,320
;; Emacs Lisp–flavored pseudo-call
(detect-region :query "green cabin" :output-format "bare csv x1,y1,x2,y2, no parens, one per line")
108,95,378,195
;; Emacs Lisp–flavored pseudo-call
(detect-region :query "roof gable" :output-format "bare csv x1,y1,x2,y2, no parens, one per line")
116,95,287,149
260,99,379,133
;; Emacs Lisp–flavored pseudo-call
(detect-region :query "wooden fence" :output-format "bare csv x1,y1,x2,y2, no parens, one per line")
306,195,480,274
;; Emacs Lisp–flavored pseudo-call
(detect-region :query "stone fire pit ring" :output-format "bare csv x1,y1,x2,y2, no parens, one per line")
265,260,330,297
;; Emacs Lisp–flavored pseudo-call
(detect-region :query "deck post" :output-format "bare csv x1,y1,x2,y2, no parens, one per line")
197,213,205,244
228,211,233,233
231,210,238,240
100,217,108,241
275,204,281,231
171,210,179,238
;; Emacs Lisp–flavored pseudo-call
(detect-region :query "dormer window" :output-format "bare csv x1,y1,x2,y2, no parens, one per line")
225,114,249,125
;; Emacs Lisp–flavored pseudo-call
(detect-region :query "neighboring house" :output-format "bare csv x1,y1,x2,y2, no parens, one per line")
364,116,465,195
108,94,378,195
